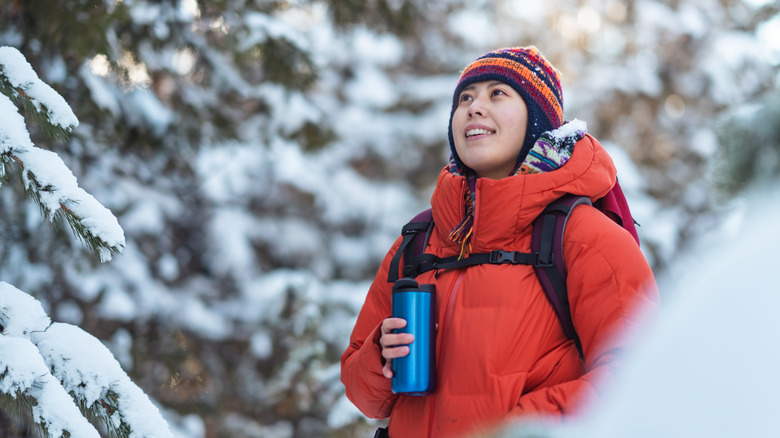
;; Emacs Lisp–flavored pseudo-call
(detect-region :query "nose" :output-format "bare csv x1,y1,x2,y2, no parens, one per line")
468,96,486,118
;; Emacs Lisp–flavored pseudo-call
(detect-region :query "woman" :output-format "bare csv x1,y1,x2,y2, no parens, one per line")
340,46,659,438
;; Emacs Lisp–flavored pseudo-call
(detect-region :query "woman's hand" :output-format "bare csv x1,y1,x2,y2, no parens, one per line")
379,317,414,379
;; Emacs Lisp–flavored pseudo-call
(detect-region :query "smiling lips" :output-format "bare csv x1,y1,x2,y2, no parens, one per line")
465,126,496,138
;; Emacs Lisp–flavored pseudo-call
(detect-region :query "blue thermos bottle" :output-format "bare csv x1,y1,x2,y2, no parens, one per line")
392,278,436,395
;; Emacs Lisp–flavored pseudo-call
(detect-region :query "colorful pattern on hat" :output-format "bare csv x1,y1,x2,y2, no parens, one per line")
447,46,564,171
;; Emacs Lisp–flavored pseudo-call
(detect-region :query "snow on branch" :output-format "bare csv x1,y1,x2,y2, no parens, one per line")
0,46,78,139
0,46,124,262
35,323,174,438
0,337,102,438
0,282,173,438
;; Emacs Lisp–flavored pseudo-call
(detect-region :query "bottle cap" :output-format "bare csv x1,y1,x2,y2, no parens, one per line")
392,278,435,294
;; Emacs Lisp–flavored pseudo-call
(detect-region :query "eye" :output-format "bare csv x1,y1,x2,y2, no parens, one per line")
459,93,473,103
491,88,507,97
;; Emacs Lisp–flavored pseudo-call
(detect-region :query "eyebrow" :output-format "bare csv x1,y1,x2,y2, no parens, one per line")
461,81,506,92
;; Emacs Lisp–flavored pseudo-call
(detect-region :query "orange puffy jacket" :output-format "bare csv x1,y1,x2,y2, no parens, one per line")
341,134,659,437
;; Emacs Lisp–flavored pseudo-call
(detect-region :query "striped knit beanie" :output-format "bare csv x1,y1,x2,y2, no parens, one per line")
447,46,564,171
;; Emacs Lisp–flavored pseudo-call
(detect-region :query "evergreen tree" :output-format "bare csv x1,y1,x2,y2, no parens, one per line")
0,46,170,438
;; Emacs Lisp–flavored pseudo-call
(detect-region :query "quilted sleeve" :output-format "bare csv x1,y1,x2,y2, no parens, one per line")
340,237,403,419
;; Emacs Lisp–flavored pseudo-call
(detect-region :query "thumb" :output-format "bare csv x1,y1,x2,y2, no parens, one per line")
383,360,394,379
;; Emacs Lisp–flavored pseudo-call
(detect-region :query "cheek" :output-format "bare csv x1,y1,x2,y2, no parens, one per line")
504,113,528,138
451,110,467,146
451,108,467,131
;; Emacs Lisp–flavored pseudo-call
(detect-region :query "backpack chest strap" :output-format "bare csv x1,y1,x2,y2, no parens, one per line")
406,249,542,278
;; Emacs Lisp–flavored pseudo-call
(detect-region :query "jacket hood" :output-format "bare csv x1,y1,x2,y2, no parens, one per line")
431,132,617,254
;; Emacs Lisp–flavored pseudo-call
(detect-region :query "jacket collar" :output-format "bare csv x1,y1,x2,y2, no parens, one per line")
430,133,617,253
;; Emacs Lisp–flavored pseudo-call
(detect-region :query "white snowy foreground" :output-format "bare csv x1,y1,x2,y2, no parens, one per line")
496,182,780,437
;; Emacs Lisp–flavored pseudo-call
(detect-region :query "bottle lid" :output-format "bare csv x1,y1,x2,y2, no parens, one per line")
392,278,435,294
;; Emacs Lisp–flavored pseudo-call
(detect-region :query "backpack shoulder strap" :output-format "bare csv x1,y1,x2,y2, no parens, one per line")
531,194,592,358
387,208,433,282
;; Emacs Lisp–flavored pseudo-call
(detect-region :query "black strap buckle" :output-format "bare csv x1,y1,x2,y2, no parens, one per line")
489,250,520,264
535,252,555,268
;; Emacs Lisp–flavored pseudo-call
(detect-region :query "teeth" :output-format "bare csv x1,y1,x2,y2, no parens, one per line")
466,128,493,137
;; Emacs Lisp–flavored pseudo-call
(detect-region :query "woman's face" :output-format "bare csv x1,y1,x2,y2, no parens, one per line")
451,80,528,179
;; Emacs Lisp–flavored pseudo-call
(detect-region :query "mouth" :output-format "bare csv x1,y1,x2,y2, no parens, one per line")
465,128,495,138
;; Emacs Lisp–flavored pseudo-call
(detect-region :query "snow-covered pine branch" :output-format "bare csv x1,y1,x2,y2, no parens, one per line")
0,46,77,140
34,323,174,438
0,282,173,438
0,336,102,438
0,46,124,262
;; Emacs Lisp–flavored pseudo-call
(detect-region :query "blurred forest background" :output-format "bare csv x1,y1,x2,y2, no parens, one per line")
1,0,779,437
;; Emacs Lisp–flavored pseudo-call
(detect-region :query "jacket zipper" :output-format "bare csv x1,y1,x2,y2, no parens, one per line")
427,271,466,437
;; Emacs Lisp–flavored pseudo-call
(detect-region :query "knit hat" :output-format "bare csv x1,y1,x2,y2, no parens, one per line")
447,46,564,171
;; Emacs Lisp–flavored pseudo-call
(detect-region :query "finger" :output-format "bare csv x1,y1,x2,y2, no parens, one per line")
383,361,393,379
380,332,414,345
381,317,407,334
382,345,410,360
379,333,414,348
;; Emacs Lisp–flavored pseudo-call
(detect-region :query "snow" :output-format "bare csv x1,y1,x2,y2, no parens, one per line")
677,3,708,38
0,46,78,130
757,14,780,64
0,282,51,338
0,336,101,438
127,88,175,134
0,92,35,152
249,331,274,359
178,0,200,20
1,282,174,437
98,286,138,321
171,297,232,340
1,47,125,262
327,393,365,429
447,7,500,47
240,12,310,52
165,410,206,438
35,323,126,406
207,208,259,277
589,184,780,436
196,142,270,203
345,62,398,108
351,28,404,66
497,182,780,437
0,336,48,395
702,31,772,104
503,0,545,20
80,63,121,114
109,328,135,369
549,119,587,140
15,144,126,261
